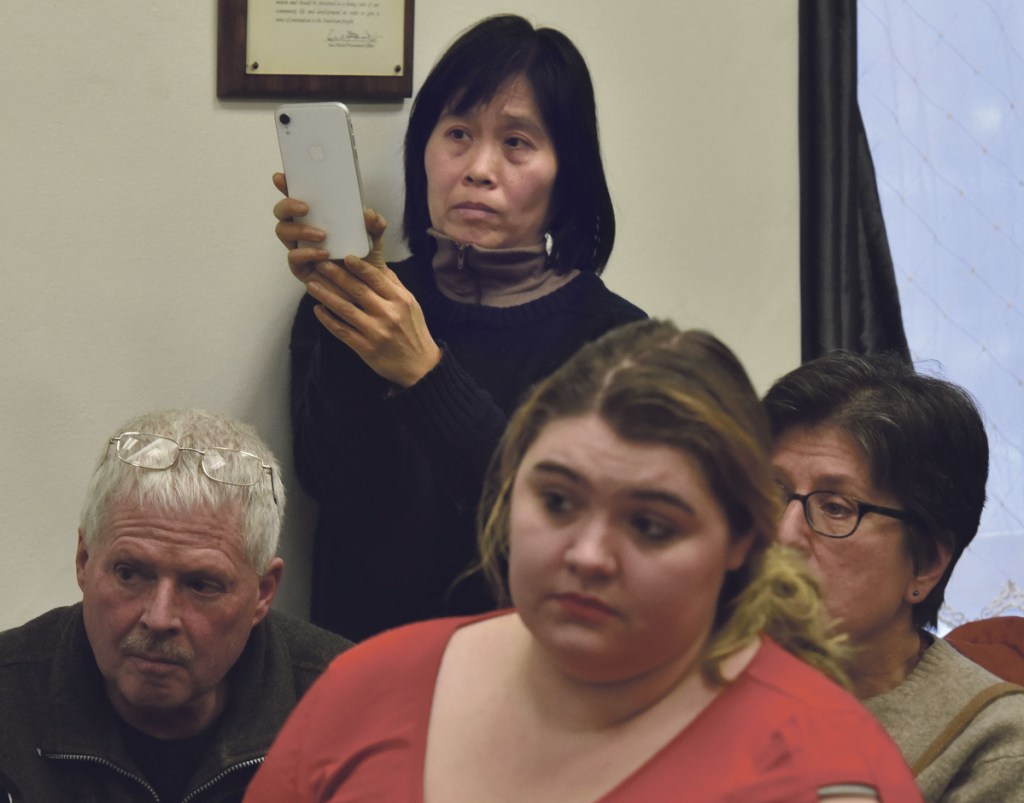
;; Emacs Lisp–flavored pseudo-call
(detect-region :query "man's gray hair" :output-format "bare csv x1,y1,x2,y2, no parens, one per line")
79,409,285,572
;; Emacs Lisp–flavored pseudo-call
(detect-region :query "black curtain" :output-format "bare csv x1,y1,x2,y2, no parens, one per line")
798,0,910,362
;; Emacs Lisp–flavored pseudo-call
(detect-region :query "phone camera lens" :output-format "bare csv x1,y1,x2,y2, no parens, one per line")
279,113,291,125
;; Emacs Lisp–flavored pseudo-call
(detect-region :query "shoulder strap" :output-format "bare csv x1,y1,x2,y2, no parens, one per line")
911,681,1024,775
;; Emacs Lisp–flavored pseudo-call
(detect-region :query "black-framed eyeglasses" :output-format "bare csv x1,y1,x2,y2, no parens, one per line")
777,483,914,539
109,432,278,505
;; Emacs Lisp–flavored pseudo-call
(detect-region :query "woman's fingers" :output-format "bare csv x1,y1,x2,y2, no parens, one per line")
310,261,386,315
274,197,324,243
274,192,326,276
273,189,328,272
308,278,441,388
312,303,358,341
291,200,440,386
308,279,365,318
288,250,331,281
277,218,325,248
273,172,333,284
309,209,398,299
337,254,399,299
273,196,309,224
363,209,388,268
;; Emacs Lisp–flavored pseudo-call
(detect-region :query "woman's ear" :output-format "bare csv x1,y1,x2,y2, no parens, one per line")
726,528,757,572
905,537,953,605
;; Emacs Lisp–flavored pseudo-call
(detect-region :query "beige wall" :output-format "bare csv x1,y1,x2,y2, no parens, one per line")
0,1,800,631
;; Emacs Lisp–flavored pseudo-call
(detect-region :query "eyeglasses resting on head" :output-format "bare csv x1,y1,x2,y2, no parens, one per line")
109,432,279,505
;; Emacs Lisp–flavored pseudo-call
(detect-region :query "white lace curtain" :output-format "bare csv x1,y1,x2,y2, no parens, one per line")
858,0,1024,632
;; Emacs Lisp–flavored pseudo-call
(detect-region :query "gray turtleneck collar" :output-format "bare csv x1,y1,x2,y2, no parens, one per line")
428,228,580,308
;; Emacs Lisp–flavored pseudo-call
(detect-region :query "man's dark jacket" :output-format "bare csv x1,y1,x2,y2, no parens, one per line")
0,604,350,802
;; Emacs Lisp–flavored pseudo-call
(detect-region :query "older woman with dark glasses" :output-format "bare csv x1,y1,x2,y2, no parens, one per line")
764,350,1024,802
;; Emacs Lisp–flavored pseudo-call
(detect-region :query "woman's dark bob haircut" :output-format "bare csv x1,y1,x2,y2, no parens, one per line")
403,14,615,274
763,350,990,631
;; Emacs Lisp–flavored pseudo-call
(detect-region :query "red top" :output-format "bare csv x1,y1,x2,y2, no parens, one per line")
244,612,922,802
945,615,1024,686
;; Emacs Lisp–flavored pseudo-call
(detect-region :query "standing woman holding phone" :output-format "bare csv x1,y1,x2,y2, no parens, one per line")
273,15,646,640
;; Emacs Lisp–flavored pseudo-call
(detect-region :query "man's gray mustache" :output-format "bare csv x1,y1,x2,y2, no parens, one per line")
120,633,193,664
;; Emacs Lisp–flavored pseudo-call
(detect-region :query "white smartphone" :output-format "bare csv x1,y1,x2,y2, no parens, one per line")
274,102,370,259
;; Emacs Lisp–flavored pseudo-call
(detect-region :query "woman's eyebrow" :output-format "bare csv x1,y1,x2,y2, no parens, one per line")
630,489,695,515
530,461,695,514
498,110,542,126
531,460,583,483
806,472,864,492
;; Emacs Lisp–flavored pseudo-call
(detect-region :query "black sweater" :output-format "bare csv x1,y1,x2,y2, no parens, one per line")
291,251,646,640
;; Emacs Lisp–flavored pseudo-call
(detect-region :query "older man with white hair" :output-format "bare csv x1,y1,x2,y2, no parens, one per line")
0,409,351,803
